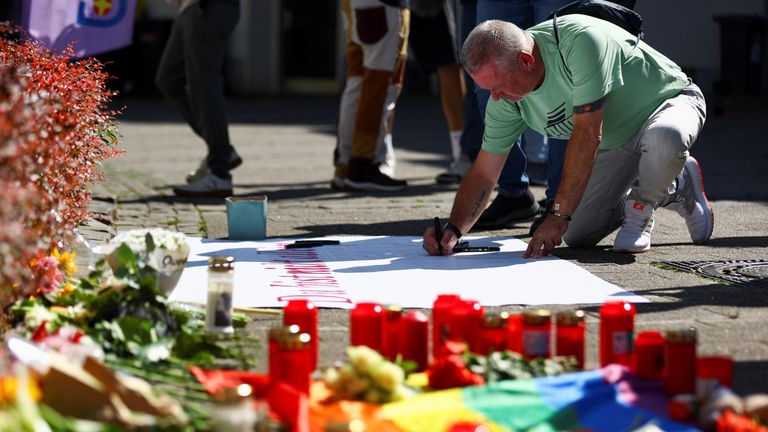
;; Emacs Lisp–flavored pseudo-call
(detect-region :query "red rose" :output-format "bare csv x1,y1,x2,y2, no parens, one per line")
427,354,485,390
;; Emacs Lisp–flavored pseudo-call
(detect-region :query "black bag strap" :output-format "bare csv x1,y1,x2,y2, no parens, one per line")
551,0,643,77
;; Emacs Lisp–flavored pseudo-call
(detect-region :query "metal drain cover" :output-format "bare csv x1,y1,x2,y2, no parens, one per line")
654,260,768,286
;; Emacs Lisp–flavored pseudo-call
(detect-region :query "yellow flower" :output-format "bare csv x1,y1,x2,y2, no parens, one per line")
0,376,15,404
60,282,76,296
347,346,383,372
372,361,404,392
0,375,41,405
52,248,77,276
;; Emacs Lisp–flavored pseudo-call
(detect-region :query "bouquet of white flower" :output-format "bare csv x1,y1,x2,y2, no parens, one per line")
324,346,410,404
99,228,190,294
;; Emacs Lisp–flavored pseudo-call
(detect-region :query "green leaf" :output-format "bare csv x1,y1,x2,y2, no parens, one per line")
114,243,138,278
115,316,156,346
145,232,155,254
394,356,419,375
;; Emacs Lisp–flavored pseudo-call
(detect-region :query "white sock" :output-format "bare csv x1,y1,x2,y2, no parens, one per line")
449,130,463,162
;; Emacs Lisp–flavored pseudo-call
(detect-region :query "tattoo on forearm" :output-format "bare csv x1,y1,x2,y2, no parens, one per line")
573,97,606,114
470,190,487,218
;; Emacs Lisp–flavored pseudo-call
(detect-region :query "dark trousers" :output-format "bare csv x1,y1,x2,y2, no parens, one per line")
155,0,239,179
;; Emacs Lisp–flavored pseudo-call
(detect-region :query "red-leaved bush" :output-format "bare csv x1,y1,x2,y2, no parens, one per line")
0,24,122,310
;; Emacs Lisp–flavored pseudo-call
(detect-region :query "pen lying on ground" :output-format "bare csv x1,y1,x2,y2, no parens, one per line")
452,245,501,253
285,240,341,249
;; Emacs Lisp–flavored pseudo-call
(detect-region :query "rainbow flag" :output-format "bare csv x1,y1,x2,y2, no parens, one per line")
21,0,137,58
312,366,700,431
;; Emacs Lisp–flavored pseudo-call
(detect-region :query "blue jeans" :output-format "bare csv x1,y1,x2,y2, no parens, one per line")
459,0,483,161
475,0,570,200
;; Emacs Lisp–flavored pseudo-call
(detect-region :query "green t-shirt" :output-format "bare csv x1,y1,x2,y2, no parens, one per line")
482,14,689,153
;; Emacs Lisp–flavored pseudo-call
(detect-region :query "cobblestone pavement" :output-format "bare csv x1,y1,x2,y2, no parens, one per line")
82,95,768,394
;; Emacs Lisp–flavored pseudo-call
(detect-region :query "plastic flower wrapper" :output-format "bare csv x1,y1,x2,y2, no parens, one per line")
323,346,410,404
98,228,190,294
31,324,106,366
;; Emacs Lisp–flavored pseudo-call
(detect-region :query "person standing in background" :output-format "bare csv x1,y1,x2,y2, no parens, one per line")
156,0,241,198
440,0,485,186
333,0,411,192
406,0,468,186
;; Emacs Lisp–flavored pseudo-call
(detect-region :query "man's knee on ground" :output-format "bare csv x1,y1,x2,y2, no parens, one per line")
563,230,602,248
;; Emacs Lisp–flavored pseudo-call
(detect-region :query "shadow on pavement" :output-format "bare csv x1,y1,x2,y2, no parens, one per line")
733,360,768,395
294,219,431,237
135,182,458,203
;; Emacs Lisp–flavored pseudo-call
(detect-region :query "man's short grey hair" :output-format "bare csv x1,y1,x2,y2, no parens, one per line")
461,20,528,75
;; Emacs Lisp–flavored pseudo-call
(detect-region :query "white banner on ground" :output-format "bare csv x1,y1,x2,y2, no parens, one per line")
169,236,647,309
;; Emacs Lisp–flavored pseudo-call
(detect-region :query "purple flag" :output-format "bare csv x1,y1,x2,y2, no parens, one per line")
22,0,137,58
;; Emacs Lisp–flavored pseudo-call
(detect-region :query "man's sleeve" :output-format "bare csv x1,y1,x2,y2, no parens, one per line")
563,27,624,106
480,99,526,154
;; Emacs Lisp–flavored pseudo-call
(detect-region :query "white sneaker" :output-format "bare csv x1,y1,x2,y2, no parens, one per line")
614,199,655,253
186,149,242,183
379,158,396,178
664,156,714,244
375,134,397,178
174,170,232,198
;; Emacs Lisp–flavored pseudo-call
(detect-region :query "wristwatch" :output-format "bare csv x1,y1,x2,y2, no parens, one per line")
549,203,572,221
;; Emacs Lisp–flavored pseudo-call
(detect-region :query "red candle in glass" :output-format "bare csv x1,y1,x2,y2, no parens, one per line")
283,299,318,370
449,299,484,353
350,302,384,351
277,332,312,394
697,356,733,388
521,309,551,359
599,300,636,367
382,304,403,361
634,330,665,380
268,325,300,382
399,311,429,371
556,310,585,368
432,294,462,359
507,313,523,354
478,312,509,355
664,328,697,395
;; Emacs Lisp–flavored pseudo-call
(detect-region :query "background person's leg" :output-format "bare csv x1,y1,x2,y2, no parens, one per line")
334,24,365,187
458,0,483,163
344,2,409,191
472,0,538,230
182,1,239,180
155,10,200,137
437,64,466,160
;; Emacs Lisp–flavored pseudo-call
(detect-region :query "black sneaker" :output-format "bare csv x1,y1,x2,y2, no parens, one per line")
528,215,546,236
529,199,553,236
473,189,539,230
344,158,407,192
